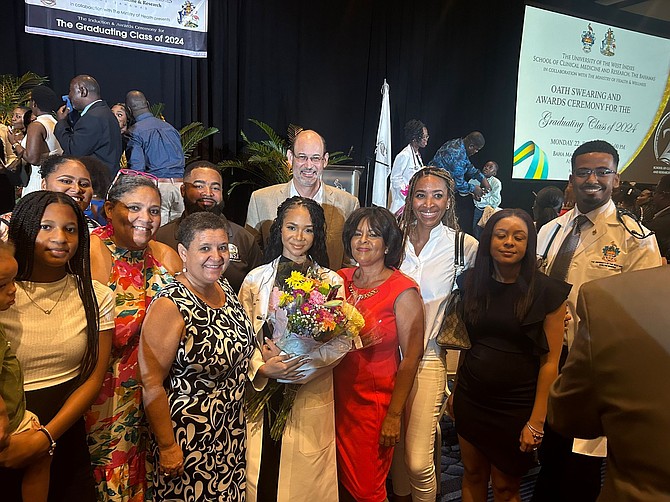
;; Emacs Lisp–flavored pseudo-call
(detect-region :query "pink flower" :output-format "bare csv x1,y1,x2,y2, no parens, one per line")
269,286,281,311
309,290,326,305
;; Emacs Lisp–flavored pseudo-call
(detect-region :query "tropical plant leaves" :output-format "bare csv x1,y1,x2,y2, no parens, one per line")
0,72,49,125
180,122,219,162
148,102,219,162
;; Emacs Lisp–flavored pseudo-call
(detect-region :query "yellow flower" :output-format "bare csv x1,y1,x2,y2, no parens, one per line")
286,271,306,288
295,279,314,293
342,303,365,336
279,292,294,305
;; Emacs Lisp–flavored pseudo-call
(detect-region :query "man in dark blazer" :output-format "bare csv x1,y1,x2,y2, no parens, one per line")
548,266,670,501
55,75,122,175
647,174,670,261
245,129,359,270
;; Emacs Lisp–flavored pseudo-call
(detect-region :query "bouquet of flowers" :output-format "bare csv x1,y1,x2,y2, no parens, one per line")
246,264,366,440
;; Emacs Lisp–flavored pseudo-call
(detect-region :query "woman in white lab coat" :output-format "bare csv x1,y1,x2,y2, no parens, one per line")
240,196,342,502
389,119,429,214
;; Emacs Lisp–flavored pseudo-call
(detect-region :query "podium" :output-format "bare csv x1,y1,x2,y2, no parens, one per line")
322,165,366,202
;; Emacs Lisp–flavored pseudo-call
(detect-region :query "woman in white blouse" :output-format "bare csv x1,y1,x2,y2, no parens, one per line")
389,120,429,215
391,167,478,501
0,191,113,501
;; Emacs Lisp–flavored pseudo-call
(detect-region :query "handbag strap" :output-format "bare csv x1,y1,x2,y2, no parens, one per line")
454,230,465,272
449,230,465,294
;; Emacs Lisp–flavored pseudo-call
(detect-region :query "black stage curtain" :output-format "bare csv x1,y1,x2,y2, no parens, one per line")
2,0,667,223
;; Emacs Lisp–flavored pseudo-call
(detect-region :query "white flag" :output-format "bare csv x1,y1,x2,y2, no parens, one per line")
372,80,391,207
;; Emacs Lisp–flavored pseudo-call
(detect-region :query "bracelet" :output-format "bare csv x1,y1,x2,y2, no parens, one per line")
38,426,57,456
526,422,544,440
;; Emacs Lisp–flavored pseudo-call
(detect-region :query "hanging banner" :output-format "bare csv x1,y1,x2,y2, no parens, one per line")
25,0,208,58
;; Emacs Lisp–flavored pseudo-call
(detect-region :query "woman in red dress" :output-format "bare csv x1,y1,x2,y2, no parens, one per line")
334,207,424,502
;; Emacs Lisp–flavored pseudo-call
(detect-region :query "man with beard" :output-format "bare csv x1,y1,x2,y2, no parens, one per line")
245,129,359,270
155,160,261,292
532,140,662,502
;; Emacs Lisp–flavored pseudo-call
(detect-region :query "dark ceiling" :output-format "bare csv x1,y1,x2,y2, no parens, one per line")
594,0,670,24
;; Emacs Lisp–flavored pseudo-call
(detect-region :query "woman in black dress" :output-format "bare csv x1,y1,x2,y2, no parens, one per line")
447,209,569,502
139,212,254,501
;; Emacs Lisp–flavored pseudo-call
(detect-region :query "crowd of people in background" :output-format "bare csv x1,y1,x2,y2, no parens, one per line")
0,74,668,502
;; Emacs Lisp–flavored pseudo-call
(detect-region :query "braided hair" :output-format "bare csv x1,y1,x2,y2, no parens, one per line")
398,167,459,255
264,196,329,267
9,191,100,382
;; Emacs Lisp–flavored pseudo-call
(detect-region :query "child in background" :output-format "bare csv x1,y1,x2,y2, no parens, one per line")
0,240,51,502
470,160,502,238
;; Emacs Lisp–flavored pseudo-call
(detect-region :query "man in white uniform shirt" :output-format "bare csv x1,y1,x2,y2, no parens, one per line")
532,139,662,502
245,129,359,270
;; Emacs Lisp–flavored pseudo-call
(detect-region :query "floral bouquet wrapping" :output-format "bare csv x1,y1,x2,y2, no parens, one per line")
246,265,366,440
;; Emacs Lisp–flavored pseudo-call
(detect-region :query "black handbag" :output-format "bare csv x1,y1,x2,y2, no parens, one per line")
436,231,471,350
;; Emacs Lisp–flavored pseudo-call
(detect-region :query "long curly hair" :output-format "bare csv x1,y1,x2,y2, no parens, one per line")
9,191,100,382
264,196,329,267
399,167,459,253
462,208,538,324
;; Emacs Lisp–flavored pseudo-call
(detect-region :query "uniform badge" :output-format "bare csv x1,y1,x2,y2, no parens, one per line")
601,244,620,263
590,242,623,271
228,243,241,262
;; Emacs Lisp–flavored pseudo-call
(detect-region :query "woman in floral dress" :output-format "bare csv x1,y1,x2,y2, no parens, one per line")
86,173,180,500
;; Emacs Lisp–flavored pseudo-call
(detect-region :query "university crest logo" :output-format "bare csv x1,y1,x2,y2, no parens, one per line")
581,23,595,53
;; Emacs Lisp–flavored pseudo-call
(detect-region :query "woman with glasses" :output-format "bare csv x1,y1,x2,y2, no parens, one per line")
85,171,181,501
389,120,429,215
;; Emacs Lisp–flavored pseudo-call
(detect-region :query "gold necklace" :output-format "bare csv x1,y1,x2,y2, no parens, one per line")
20,276,69,315
348,282,379,301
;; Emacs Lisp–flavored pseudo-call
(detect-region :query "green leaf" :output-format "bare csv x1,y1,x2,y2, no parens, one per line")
180,122,219,162
0,72,50,126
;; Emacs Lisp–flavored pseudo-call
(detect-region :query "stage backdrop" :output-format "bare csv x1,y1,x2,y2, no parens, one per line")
513,5,670,183
25,0,208,57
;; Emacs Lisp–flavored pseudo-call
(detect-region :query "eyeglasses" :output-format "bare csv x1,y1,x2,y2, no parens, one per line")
293,154,324,164
573,168,616,178
107,169,159,198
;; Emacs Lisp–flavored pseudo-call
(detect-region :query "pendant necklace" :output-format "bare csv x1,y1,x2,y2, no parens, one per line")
20,276,69,315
